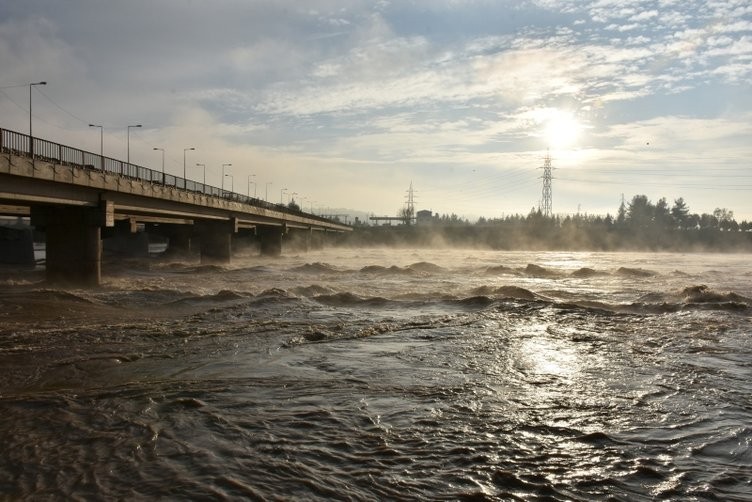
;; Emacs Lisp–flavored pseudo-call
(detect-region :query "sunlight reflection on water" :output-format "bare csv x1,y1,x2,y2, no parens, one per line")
518,325,580,380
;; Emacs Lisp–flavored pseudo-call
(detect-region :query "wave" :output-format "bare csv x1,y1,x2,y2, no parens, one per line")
616,267,658,278
571,267,608,278
359,265,415,276
313,292,391,307
680,285,750,304
471,285,540,301
485,265,516,275
30,289,99,304
291,285,338,297
290,262,341,274
293,280,750,315
394,292,457,302
407,261,445,273
633,285,750,313
524,264,563,278
168,289,249,305
501,283,751,315
454,295,497,307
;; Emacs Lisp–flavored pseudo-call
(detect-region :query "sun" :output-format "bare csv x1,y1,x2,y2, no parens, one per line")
543,110,582,149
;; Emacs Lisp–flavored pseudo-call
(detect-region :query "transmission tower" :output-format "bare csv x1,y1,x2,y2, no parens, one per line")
539,152,554,217
404,181,416,224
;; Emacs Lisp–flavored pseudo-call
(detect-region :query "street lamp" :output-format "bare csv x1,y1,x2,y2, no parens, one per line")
89,123,103,157
247,174,256,197
29,81,46,156
29,81,47,137
153,147,165,182
127,124,142,167
221,163,232,190
196,163,206,185
280,188,288,204
265,182,272,201
224,173,234,193
183,147,195,180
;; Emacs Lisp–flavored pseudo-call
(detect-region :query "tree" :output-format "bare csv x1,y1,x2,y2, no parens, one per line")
617,198,627,226
654,197,671,229
671,197,690,229
627,195,654,228
397,206,414,225
287,199,301,212
714,208,735,231
699,213,718,229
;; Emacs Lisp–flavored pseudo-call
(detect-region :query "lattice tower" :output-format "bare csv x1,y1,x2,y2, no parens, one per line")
405,181,416,224
539,153,554,217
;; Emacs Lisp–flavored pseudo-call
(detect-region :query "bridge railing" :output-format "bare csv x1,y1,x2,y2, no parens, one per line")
1,127,343,226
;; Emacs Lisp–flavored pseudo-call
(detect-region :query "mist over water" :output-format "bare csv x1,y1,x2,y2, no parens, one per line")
1,249,751,500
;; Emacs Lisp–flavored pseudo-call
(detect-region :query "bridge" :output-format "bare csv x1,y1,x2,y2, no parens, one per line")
0,127,351,286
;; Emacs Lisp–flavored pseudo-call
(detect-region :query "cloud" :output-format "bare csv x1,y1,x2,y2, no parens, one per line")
1,0,751,218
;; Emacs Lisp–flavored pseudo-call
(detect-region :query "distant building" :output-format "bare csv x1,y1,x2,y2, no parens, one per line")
416,209,433,225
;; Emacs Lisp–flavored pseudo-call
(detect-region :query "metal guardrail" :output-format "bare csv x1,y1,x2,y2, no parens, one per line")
0,127,344,226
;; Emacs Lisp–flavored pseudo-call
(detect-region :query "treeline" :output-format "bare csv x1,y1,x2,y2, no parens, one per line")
344,195,752,251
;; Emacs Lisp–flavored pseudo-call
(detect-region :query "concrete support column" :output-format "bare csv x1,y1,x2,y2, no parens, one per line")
158,224,194,256
0,225,35,266
311,229,325,250
102,218,149,258
257,225,284,257
302,228,313,252
196,219,236,264
32,204,112,286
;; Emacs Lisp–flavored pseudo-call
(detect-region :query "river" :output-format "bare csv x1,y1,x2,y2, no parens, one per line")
1,248,750,500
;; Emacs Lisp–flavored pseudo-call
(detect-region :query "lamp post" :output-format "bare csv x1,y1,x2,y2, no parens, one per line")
89,124,103,157
221,163,232,190
265,182,272,201
247,174,256,197
153,147,164,182
29,81,47,157
196,163,206,185
280,188,288,204
183,147,195,180
127,124,142,167
225,173,234,193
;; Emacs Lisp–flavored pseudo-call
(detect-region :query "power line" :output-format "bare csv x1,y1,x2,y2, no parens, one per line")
557,176,752,190
0,89,28,114
35,86,91,126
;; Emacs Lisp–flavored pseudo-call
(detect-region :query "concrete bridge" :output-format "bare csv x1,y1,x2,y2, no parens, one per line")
0,127,351,285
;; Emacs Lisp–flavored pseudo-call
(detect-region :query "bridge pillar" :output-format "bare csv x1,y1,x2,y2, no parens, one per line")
311,229,325,250
301,228,313,252
102,218,149,258
0,224,35,266
196,218,237,264
31,203,113,286
156,224,194,257
257,225,285,256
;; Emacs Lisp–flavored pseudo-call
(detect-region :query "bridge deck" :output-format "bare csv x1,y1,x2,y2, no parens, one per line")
0,127,350,232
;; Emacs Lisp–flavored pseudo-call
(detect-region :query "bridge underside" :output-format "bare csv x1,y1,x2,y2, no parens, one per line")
0,152,348,286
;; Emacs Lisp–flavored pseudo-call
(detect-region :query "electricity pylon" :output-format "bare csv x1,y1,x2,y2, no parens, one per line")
539,152,554,217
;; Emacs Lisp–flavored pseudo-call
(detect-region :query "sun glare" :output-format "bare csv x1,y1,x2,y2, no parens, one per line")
543,110,582,149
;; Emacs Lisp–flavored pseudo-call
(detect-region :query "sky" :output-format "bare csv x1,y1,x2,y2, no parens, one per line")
1,0,751,220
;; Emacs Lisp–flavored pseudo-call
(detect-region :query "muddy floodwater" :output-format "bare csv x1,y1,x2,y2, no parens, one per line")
1,249,751,500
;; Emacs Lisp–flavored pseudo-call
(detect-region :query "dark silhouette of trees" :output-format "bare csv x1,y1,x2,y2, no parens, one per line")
671,198,690,229
345,193,751,251
287,199,301,212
